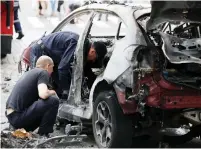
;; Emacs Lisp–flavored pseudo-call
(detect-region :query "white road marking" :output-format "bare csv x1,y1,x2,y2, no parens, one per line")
27,17,45,28
48,17,61,27
75,23,86,28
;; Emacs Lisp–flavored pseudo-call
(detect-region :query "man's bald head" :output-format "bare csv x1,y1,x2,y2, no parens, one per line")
36,56,54,69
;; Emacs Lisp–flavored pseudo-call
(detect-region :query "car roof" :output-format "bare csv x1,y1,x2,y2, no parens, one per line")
72,4,151,20
52,3,151,40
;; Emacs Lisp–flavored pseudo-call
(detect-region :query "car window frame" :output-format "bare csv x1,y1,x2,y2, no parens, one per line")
87,10,128,40
51,10,93,33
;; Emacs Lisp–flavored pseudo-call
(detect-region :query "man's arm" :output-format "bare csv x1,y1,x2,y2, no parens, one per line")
84,64,96,89
38,83,57,99
58,39,77,91
37,71,57,99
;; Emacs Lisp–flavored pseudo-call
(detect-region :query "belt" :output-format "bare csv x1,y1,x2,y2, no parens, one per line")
6,108,15,116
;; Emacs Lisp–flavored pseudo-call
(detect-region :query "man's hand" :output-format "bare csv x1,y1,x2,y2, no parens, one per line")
49,90,60,98
38,83,57,99
48,90,56,95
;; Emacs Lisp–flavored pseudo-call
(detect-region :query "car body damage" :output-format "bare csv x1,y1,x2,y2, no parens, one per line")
147,1,201,30
56,4,151,121
104,42,140,84
21,2,200,148
160,31,201,64
67,12,95,106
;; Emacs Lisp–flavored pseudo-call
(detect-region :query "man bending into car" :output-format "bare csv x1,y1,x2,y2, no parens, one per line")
29,31,107,97
6,56,59,137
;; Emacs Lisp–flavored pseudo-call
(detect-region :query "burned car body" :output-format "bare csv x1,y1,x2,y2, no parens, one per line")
19,2,201,148
147,1,201,65
56,2,201,147
56,2,201,148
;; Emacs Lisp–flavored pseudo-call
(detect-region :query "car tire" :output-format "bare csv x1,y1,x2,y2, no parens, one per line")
92,91,133,148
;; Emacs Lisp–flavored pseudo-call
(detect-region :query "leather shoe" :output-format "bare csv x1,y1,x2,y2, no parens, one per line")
16,32,24,39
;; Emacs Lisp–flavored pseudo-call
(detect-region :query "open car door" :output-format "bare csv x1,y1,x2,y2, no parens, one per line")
67,11,96,106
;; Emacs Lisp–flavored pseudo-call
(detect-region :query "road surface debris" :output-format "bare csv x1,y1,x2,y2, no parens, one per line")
4,77,11,81
1,126,91,148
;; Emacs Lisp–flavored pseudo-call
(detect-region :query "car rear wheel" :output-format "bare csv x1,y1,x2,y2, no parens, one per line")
92,91,133,148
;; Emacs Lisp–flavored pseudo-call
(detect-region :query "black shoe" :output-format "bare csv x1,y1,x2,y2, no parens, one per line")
16,32,24,39
70,20,75,24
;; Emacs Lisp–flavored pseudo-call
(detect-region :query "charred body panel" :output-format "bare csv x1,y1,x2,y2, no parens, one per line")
147,1,201,30
160,32,201,64
140,73,201,109
103,7,148,83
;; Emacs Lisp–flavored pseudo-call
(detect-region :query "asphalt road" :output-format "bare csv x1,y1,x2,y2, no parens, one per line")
1,0,201,148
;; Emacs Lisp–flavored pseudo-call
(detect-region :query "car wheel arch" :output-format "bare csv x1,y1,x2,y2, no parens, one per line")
92,80,120,104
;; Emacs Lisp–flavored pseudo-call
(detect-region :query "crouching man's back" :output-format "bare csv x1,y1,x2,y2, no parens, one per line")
6,56,59,136
7,68,50,112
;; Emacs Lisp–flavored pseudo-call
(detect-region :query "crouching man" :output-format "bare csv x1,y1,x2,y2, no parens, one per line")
6,56,59,137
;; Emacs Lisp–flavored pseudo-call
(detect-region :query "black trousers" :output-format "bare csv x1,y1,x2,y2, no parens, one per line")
69,4,80,12
14,7,22,33
57,0,64,12
6,96,59,134
39,1,42,10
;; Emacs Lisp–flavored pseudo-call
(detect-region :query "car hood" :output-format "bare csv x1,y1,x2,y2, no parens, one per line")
147,1,201,30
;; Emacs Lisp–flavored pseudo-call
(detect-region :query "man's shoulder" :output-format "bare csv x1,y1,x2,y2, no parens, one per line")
29,68,48,76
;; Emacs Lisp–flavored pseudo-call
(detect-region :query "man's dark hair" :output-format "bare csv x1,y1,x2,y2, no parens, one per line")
83,39,107,66
92,41,107,65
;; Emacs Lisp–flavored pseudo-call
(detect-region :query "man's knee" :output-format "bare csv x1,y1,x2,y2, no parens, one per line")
46,95,59,107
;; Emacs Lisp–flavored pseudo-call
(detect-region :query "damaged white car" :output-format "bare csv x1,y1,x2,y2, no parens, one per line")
19,1,201,148
52,3,151,148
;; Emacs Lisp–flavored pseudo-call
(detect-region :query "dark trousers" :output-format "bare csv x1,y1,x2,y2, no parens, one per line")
39,1,42,10
57,0,64,12
51,65,63,96
69,4,80,24
14,7,22,33
69,4,80,12
6,96,59,134
98,13,108,21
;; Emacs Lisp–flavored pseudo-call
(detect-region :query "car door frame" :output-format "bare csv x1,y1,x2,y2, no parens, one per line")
65,11,96,105
51,8,97,105
66,9,124,106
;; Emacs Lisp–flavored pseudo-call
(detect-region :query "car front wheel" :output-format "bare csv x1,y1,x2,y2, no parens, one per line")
92,91,133,148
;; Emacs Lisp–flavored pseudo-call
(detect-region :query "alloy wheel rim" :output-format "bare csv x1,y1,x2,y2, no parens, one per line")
95,101,112,147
